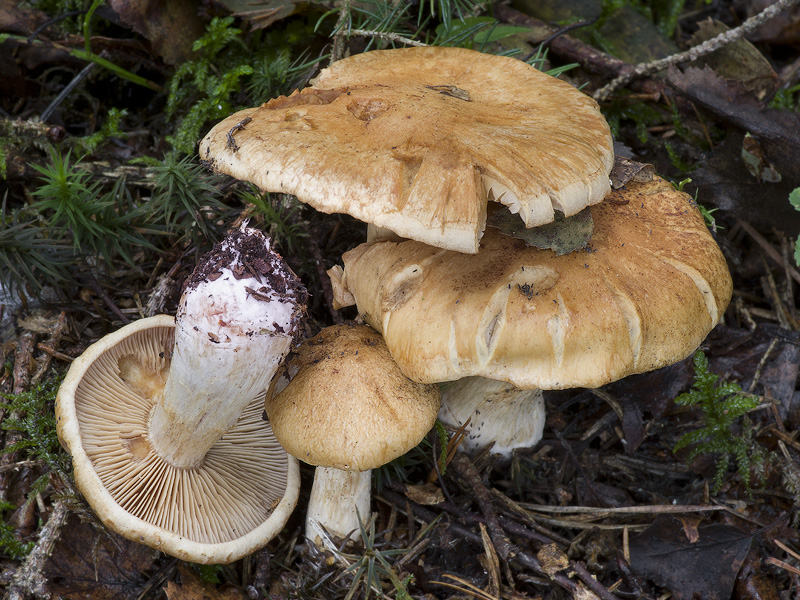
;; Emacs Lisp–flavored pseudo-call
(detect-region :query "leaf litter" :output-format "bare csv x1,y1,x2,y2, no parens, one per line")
1,0,800,598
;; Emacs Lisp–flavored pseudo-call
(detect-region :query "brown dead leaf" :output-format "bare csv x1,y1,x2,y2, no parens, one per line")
404,482,445,506
667,65,800,155
43,514,156,600
165,565,246,600
688,19,779,101
689,130,800,236
536,542,570,578
630,515,754,600
678,514,703,543
17,311,61,335
741,133,782,182
609,156,654,189
734,549,782,599
0,0,48,36
214,0,320,29
669,66,800,235
748,0,800,45
109,0,204,64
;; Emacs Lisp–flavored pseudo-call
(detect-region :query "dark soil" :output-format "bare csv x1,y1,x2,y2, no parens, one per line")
1,1,799,599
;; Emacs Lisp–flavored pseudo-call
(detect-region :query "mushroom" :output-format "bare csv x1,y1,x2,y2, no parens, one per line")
56,225,307,564
264,323,440,544
198,46,614,254
328,176,733,458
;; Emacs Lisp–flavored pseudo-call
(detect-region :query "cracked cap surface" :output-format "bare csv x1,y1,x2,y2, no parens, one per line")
328,176,733,389
199,47,614,254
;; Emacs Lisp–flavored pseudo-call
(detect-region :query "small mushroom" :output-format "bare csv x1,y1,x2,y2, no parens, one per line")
199,47,614,254
328,176,733,458
264,323,440,544
56,225,307,564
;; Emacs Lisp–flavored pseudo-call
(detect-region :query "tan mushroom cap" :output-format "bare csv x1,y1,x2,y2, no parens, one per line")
329,176,733,389
265,324,440,471
199,47,614,254
55,315,300,565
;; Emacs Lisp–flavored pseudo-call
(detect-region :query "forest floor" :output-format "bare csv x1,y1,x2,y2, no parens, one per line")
1,0,800,599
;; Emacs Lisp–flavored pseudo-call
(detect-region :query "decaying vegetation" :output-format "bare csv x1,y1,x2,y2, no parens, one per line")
1,0,800,598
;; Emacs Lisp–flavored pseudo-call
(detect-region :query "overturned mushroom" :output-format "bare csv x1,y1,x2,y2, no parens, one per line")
56,225,307,564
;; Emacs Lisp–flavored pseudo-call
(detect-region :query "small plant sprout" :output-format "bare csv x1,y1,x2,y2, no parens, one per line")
329,511,415,600
674,178,720,233
673,351,772,493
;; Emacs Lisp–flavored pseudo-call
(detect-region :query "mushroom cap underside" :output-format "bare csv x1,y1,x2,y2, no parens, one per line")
331,176,733,389
265,323,441,471
55,315,299,565
199,46,614,254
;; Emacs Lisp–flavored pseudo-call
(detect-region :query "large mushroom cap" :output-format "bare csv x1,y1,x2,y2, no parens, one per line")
199,47,614,254
55,316,300,565
329,176,733,389
265,323,441,471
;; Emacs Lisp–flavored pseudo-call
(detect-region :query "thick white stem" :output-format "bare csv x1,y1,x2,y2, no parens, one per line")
305,467,372,546
439,376,545,459
148,226,303,468
149,332,291,468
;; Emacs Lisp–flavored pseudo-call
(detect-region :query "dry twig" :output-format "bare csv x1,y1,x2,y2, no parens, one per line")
3,499,69,600
594,0,800,101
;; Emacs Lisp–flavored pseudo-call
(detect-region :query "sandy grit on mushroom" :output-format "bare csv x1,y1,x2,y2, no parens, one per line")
265,323,440,544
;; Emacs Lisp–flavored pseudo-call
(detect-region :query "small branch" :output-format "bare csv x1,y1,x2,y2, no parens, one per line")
3,499,70,600
0,332,36,503
330,0,351,64
31,312,67,387
82,272,130,325
40,61,97,122
593,0,800,102
5,34,162,92
494,5,636,82
737,219,800,286
450,455,517,561
349,29,428,47
11,332,36,396
379,489,621,598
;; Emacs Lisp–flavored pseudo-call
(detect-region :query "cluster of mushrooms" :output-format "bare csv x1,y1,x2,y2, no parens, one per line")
56,47,733,564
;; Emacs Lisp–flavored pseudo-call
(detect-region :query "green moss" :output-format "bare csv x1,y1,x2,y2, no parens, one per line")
673,351,771,494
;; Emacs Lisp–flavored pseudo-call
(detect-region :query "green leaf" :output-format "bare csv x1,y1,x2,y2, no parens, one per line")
794,236,800,267
486,206,593,255
435,16,529,46
789,187,800,210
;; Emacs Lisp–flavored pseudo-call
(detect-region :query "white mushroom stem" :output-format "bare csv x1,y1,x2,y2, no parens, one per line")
438,376,545,460
305,467,372,544
148,226,304,469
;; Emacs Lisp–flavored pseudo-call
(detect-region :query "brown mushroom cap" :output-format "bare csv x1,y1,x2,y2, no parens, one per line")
265,323,441,471
329,176,733,389
199,47,614,254
55,315,300,565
